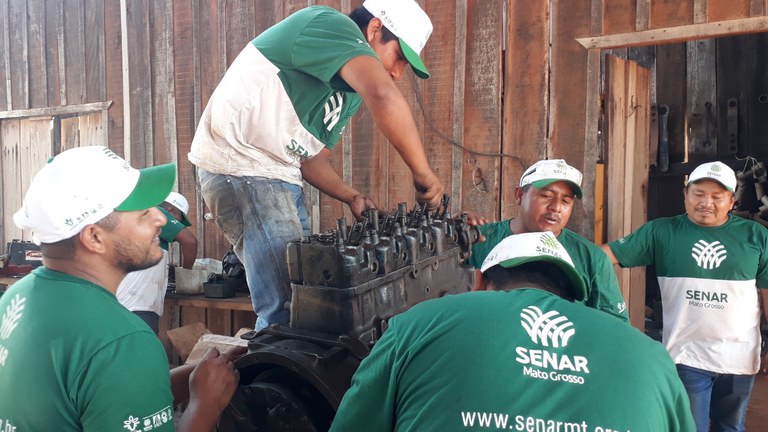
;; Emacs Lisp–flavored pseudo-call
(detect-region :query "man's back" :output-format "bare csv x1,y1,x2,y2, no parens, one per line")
332,289,692,431
0,268,174,431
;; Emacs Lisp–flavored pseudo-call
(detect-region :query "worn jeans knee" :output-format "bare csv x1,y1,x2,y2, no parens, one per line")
197,168,310,330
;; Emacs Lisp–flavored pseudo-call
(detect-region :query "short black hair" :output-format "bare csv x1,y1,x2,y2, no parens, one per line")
483,262,576,301
349,6,398,43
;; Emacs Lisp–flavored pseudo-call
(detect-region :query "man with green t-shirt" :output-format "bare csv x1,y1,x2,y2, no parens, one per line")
467,159,628,322
117,191,198,333
601,161,768,432
190,0,444,330
0,146,242,431
331,232,694,431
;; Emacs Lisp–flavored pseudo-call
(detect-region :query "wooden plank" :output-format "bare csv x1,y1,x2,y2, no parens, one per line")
594,163,605,244
27,0,48,108
1,120,23,244
582,47,602,240
123,0,153,167
550,0,593,237
150,0,178,168
0,1,10,110
84,0,106,102
232,310,256,332
602,0,637,35
687,39,717,161
60,116,81,151
636,0,651,31
0,101,112,120
158,304,181,364
693,0,708,23
19,118,53,242
708,0,751,22
8,0,29,110
207,309,233,336
628,61,650,330
460,0,501,219
578,16,768,49
502,0,549,220
43,0,61,107
63,0,86,104
650,0,694,29
180,305,207,329
79,111,108,147
103,0,123,151
750,0,766,15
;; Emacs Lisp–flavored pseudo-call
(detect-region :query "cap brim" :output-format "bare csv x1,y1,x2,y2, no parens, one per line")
687,177,734,192
530,179,583,199
400,40,429,79
116,162,177,211
495,256,587,302
180,213,192,227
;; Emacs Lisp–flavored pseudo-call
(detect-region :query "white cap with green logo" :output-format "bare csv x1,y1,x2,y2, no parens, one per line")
519,159,583,199
13,146,177,244
480,231,587,301
687,161,737,192
362,0,432,79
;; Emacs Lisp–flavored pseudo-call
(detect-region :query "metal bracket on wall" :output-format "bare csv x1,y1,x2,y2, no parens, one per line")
727,98,739,155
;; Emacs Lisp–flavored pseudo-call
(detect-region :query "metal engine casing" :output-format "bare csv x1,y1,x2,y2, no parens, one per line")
219,200,477,431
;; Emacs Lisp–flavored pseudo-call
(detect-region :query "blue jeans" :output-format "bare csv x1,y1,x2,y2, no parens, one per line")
676,364,755,432
197,168,310,330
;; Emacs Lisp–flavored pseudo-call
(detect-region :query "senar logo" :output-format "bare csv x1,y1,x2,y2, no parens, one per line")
691,240,727,269
516,306,589,382
520,306,574,348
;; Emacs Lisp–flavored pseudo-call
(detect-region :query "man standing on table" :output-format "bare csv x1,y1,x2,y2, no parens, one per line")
190,0,444,330
601,161,768,432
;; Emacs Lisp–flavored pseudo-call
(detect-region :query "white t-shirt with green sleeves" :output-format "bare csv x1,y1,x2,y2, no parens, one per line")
609,214,768,375
189,6,377,185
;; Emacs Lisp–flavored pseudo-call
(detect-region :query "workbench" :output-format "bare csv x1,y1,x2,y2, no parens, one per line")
158,291,255,364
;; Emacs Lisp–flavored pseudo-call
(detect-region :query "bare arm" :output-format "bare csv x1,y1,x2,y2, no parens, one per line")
301,148,377,219
599,243,619,265
174,347,246,432
338,55,444,208
176,228,198,269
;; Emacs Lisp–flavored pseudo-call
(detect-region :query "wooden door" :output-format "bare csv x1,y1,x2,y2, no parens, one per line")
605,55,651,330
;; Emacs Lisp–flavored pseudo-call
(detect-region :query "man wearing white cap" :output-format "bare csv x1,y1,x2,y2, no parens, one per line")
117,191,198,333
467,159,628,322
0,146,241,431
190,0,444,330
601,161,768,432
332,232,694,431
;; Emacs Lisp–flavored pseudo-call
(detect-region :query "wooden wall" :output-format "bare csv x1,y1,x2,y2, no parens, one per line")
2,0,768,267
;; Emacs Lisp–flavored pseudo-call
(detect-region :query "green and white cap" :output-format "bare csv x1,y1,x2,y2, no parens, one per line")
519,159,583,199
363,0,432,79
14,146,176,244
165,191,192,227
687,161,737,192
480,231,587,301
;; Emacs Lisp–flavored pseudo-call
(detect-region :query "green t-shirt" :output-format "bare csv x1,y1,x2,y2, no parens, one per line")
468,220,628,322
0,267,174,431
331,289,693,431
189,6,376,185
608,214,768,374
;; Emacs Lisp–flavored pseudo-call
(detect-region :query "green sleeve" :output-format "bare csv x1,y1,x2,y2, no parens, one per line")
607,221,658,268
585,250,629,322
331,320,401,431
755,226,768,288
467,221,513,269
75,333,175,431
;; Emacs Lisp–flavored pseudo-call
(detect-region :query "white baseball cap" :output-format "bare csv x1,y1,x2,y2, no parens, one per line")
363,0,432,79
519,159,583,199
165,191,192,227
13,146,177,244
480,232,587,301
687,161,737,192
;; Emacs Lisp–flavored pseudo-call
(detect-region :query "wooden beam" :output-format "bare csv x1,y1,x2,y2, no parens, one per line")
577,15,768,49
636,0,651,31
0,100,112,119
